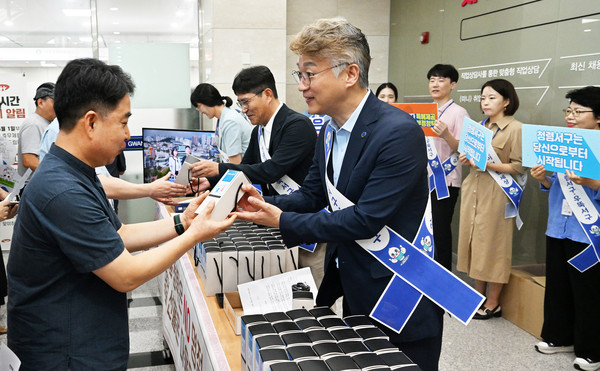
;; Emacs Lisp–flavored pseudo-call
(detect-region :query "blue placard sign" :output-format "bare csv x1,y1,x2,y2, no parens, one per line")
458,117,492,171
522,124,600,180
125,136,143,151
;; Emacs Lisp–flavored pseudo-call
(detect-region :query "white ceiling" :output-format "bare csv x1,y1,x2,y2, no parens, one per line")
0,0,199,66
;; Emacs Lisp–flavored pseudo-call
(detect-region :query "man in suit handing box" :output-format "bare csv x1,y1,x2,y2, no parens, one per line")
232,17,443,371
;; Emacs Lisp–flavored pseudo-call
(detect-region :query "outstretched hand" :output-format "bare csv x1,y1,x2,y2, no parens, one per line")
232,184,281,228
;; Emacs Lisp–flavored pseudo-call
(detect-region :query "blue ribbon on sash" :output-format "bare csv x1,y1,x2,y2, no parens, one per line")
323,125,484,333
558,174,600,272
426,138,449,199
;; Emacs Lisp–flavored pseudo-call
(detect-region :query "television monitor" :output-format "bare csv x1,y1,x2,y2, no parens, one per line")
142,128,218,184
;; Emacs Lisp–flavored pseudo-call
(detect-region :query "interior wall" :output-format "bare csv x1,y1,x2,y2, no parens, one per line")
389,0,600,265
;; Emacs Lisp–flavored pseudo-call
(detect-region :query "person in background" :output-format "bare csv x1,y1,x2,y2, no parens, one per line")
168,146,181,181
181,145,192,165
233,18,443,371
531,86,600,371
457,79,524,320
17,82,56,186
191,83,252,164
105,151,126,213
7,58,235,370
376,82,398,104
189,65,316,197
427,64,470,271
0,188,18,335
39,119,189,206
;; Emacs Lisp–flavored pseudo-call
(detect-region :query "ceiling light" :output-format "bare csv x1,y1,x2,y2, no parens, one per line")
582,18,600,24
176,10,185,17
62,9,91,17
47,39,56,44
4,21,14,27
584,29,592,32
110,7,119,11
113,31,120,35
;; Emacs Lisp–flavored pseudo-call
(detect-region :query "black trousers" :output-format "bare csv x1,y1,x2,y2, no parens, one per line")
431,186,460,271
541,236,600,361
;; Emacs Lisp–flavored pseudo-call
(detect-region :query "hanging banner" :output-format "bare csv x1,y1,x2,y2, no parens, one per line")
458,117,492,171
0,75,29,147
392,103,438,137
522,124,600,181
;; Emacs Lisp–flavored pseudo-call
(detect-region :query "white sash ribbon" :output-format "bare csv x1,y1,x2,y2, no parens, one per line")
257,127,300,196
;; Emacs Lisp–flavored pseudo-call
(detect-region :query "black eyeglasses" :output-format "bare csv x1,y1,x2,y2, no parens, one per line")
236,89,266,110
291,63,349,86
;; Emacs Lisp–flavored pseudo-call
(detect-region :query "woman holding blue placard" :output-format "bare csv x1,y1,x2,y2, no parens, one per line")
457,79,524,320
531,86,600,371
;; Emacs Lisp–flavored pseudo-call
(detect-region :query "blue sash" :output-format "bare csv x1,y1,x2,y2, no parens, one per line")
426,138,449,199
323,125,484,332
558,174,600,272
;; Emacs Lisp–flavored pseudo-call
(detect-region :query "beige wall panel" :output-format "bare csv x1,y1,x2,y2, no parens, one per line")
210,29,287,85
286,0,339,35
212,0,286,29
338,0,391,36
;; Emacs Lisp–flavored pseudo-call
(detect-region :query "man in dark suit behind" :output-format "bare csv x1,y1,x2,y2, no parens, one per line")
189,65,316,196
233,18,443,371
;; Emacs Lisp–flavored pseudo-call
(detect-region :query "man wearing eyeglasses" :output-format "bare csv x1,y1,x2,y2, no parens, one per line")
232,18,443,371
189,65,317,197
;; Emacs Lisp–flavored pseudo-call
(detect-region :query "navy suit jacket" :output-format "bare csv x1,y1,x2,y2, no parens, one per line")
267,93,442,343
213,104,316,196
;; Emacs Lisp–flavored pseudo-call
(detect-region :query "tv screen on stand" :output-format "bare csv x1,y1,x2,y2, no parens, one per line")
142,128,218,184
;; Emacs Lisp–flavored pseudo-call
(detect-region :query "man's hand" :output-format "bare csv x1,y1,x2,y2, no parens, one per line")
183,191,236,240
0,199,17,221
432,120,450,139
188,177,211,194
189,160,219,178
232,185,281,228
149,172,187,198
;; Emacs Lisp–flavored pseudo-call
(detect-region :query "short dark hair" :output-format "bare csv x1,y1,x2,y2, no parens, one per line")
427,64,459,83
481,79,519,116
190,83,232,108
232,65,278,99
54,58,135,132
375,82,398,99
565,86,600,120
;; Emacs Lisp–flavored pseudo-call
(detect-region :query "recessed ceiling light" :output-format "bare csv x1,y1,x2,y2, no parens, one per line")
584,29,592,32
62,9,91,17
110,7,119,11
4,21,14,27
582,18,600,24
113,31,120,35
176,10,185,17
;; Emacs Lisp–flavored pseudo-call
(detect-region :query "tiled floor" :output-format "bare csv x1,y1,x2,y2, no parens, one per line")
0,251,580,370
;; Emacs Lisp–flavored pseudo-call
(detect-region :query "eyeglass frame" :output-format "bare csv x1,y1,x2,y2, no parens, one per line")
236,88,266,110
291,62,350,86
562,108,594,117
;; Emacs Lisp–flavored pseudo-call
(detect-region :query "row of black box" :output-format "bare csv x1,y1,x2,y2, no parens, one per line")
241,307,420,371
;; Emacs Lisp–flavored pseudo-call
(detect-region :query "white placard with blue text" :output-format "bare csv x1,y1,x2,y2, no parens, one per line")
458,117,492,171
522,124,600,180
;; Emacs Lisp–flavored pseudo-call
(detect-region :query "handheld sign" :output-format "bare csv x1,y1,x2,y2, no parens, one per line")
392,103,438,137
522,124,600,180
458,117,492,171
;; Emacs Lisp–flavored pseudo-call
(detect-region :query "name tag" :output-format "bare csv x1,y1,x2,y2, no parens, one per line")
561,198,573,216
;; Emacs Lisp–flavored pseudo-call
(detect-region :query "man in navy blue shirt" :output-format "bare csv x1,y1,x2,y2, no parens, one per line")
7,58,236,370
